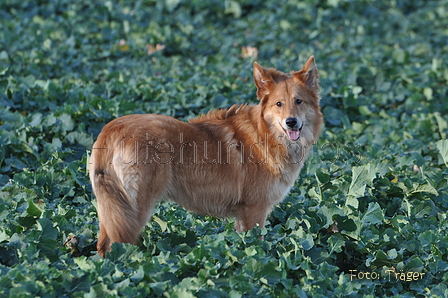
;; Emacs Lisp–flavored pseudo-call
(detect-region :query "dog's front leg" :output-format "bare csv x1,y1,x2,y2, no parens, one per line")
234,203,271,233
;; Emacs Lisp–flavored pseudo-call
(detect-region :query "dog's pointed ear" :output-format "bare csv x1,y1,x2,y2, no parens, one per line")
253,62,271,100
294,56,319,91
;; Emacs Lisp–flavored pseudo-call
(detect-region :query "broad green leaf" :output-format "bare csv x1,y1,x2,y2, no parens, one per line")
404,256,424,272
323,106,344,126
243,259,284,284
74,256,95,271
408,182,439,197
152,215,168,232
26,199,43,218
305,247,329,265
224,1,242,18
68,274,92,294
37,218,58,240
434,113,447,139
345,196,359,209
352,86,363,95
347,164,377,201
0,66,8,75
149,281,170,296
315,168,330,184
423,87,433,100
360,202,384,225
299,233,315,251
0,230,10,242
130,266,145,284
169,288,195,298
437,139,448,166
29,113,42,128
22,74,35,87
418,230,437,247
317,205,343,228
369,250,391,267
335,215,357,232
59,113,74,133
65,131,94,148
34,79,49,90
327,236,345,254
387,248,398,259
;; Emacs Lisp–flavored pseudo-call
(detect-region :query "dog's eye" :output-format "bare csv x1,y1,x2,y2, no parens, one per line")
276,102,282,107
295,98,303,104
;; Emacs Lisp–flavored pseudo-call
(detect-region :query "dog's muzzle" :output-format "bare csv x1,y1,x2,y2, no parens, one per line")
283,117,303,141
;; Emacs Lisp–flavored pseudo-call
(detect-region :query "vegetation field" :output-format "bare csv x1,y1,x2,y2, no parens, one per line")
1,0,447,297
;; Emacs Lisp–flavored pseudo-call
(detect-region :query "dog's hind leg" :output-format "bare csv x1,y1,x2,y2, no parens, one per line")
93,168,143,257
97,222,111,257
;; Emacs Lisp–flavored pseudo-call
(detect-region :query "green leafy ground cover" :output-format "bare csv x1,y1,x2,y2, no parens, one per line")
1,0,447,297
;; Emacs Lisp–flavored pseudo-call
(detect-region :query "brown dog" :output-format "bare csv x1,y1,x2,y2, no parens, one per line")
89,56,323,257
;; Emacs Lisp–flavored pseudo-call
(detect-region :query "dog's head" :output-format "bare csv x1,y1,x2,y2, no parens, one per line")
253,56,322,144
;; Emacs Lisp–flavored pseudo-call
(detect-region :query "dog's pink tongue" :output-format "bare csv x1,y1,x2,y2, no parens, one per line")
287,130,300,141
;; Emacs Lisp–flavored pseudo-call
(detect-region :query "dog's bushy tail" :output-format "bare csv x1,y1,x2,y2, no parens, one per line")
92,168,140,257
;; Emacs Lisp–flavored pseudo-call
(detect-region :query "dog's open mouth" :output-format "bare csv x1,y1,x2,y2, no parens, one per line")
286,130,300,141
283,124,303,141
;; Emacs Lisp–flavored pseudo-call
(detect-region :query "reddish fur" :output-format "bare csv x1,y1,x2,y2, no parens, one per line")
89,56,323,257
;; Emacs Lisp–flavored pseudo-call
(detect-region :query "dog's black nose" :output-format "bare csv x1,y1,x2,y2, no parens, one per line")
285,117,298,128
